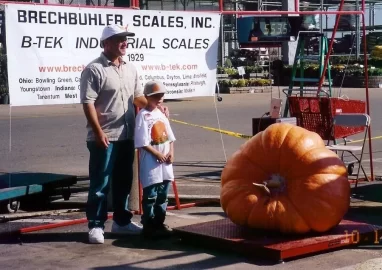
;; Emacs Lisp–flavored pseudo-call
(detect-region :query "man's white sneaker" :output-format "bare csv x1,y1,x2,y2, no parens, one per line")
111,221,143,235
88,227,104,244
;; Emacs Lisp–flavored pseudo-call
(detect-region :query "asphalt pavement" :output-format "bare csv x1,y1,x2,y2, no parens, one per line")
1,88,382,204
1,88,382,182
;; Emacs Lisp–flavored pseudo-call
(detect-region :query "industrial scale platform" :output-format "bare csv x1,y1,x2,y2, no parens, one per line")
173,218,382,262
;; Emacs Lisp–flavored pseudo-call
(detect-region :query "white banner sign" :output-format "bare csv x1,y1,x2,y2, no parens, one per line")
4,3,220,106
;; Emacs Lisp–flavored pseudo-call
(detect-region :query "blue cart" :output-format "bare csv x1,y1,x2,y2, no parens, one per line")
0,172,77,213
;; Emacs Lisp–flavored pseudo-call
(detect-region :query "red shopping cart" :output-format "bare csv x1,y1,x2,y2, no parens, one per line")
287,96,366,141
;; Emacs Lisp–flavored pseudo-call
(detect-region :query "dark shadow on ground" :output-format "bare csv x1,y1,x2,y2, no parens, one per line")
173,161,225,180
351,182,382,204
180,170,222,179
342,182,382,226
345,206,382,227
108,235,277,268
173,161,225,169
187,211,226,217
0,231,149,245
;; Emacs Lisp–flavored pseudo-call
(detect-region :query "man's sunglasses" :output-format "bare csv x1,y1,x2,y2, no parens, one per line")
111,36,128,43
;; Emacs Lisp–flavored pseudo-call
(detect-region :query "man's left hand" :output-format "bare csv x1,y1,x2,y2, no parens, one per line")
158,105,170,118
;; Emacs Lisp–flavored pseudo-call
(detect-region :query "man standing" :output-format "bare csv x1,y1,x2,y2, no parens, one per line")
80,24,162,244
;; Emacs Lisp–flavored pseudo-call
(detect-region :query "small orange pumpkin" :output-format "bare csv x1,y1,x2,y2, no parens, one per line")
220,123,350,234
151,121,168,145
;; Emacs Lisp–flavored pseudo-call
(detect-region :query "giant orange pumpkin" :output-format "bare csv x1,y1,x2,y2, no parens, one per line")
220,123,350,234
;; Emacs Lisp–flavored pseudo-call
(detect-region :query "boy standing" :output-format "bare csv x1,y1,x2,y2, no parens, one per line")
134,81,175,238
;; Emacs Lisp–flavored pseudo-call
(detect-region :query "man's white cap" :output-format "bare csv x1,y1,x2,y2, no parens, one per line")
100,24,135,41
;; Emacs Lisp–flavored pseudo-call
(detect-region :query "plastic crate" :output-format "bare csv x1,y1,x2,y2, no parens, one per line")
288,96,366,140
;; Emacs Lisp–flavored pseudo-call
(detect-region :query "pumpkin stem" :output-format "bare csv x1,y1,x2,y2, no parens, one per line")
253,175,284,196
253,183,271,196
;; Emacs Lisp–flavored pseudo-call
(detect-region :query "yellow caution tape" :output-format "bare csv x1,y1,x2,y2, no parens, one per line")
170,119,252,139
170,119,382,144
347,135,382,144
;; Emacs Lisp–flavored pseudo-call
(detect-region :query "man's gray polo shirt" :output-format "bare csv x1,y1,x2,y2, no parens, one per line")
80,53,144,142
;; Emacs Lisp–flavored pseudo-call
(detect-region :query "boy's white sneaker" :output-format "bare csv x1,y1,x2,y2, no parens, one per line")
88,228,104,244
111,221,143,235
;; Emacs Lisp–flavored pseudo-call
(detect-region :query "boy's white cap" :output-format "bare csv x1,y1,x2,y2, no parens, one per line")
144,81,167,96
100,24,135,41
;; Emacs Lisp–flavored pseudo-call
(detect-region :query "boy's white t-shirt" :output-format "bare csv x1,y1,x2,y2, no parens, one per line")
134,108,176,188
